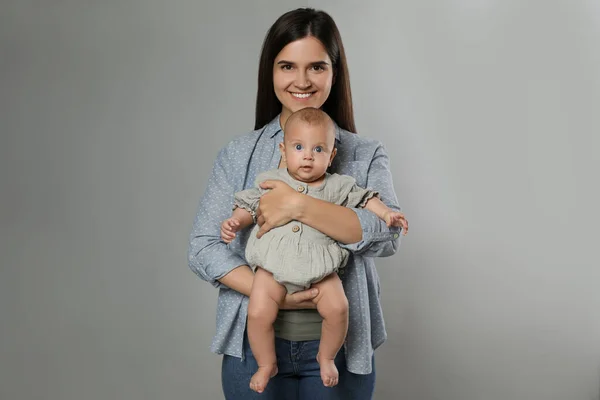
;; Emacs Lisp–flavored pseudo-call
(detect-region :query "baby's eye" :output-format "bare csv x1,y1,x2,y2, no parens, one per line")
295,144,303,150
314,146,323,153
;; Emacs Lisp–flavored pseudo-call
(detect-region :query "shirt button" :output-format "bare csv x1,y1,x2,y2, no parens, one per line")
292,225,300,233
297,186,305,193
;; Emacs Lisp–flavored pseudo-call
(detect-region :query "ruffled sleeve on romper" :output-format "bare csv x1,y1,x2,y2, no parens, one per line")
233,188,261,223
328,173,380,209
232,169,282,223
344,185,379,208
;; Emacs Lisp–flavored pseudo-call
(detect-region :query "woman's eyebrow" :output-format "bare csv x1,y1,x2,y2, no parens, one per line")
276,60,330,66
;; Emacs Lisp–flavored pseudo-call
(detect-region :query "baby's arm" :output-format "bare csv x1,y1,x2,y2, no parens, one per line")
364,197,409,235
339,174,409,236
223,183,264,243
221,207,254,244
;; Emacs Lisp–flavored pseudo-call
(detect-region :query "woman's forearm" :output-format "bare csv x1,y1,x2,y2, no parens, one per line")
295,195,362,244
217,265,254,296
217,263,319,309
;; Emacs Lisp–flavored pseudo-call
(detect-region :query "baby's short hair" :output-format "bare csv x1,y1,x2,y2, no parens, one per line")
284,107,335,134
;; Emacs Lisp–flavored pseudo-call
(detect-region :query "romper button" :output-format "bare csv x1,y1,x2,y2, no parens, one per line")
292,225,300,233
297,186,305,192
339,269,345,275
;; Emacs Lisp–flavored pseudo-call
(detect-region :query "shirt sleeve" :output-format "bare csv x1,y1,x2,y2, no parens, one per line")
188,145,248,288
338,143,403,257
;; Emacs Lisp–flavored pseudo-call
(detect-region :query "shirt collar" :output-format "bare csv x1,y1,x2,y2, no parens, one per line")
266,114,342,143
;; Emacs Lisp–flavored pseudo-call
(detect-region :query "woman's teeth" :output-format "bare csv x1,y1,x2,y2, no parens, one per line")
291,92,313,98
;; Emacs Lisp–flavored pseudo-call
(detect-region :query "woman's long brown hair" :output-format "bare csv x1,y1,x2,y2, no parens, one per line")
254,8,356,133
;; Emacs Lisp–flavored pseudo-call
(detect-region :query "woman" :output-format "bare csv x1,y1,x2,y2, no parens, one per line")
188,8,405,399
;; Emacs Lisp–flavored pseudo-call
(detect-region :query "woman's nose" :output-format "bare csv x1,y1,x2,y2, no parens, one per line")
294,71,310,89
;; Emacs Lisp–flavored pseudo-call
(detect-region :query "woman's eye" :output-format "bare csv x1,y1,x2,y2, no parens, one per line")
311,65,324,71
282,64,293,70
314,146,323,153
295,144,303,150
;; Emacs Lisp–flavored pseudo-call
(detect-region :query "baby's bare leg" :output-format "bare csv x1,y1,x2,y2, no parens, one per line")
246,267,286,393
312,272,349,387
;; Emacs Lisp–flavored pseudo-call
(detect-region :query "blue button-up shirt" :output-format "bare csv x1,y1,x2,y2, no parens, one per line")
188,115,403,374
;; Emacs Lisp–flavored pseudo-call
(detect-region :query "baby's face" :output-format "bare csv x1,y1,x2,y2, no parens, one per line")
280,120,336,184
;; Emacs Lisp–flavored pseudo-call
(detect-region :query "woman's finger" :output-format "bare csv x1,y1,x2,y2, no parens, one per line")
295,301,317,309
256,222,272,239
278,286,320,310
292,288,319,304
258,179,281,190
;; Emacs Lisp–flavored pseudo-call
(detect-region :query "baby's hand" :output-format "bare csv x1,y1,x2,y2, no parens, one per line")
221,218,242,243
384,211,409,235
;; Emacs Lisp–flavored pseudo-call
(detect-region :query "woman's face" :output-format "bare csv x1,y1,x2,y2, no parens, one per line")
273,36,334,125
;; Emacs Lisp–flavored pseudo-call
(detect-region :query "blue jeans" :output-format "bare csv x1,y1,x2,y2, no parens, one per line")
222,334,376,399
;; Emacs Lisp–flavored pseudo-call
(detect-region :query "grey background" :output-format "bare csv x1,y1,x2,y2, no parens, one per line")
1,1,598,399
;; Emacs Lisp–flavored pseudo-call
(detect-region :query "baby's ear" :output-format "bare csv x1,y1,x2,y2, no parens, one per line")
329,147,337,166
279,142,286,158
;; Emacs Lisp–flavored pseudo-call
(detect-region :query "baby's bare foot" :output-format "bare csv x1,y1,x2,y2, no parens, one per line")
316,352,339,387
250,364,278,393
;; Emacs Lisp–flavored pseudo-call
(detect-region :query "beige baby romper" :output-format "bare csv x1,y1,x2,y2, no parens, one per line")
233,168,378,293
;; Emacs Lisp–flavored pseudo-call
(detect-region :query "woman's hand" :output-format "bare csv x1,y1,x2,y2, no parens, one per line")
280,288,319,310
255,180,303,238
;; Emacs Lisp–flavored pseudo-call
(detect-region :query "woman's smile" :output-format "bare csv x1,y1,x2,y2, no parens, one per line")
290,91,316,99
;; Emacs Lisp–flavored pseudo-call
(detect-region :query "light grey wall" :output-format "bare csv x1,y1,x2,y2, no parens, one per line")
1,1,598,400
320,2,600,399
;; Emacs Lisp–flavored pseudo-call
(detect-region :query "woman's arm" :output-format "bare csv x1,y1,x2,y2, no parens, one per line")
189,145,319,306
337,143,403,257
256,143,402,257
218,265,319,309
216,265,254,296
296,196,363,243
188,145,249,288
255,181,362,243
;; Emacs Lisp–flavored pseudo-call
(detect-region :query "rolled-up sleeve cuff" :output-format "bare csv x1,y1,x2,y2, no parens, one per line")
204,250,248,289
339,208,401,253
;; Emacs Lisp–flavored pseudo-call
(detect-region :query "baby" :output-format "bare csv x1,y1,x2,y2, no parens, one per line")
221,107,407,393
